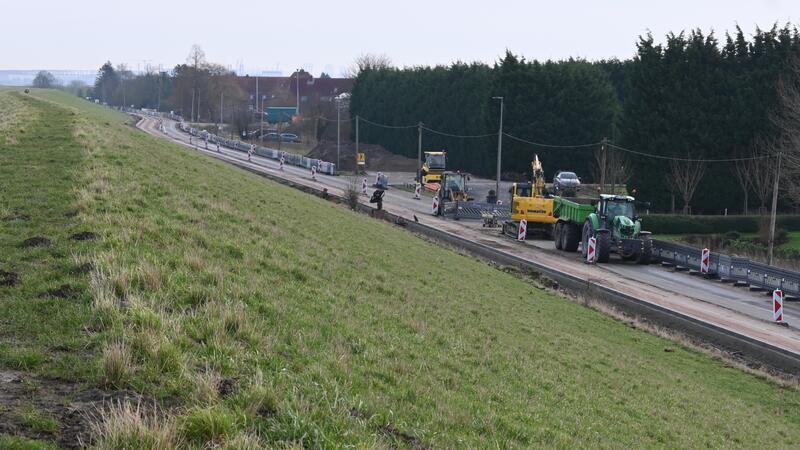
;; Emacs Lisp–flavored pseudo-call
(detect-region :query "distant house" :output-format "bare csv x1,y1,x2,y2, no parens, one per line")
237,71,353,118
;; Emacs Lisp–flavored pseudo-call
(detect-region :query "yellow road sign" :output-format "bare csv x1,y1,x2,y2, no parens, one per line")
357,152,366,165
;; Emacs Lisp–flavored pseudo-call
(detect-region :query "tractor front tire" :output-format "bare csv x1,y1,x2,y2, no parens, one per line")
596,230,611,263
637,235,653,265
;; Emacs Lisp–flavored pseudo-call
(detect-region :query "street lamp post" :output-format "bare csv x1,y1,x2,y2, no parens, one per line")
336,99,341,170
492,96,504,201
260,95,265,142
296,69,301,115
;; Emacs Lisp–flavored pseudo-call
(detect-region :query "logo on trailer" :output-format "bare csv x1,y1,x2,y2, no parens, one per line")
587,236,597,263
517,219,527,241
700,248,710,274
773,289,784,322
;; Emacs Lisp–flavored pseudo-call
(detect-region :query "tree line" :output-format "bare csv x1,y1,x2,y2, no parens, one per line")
349,25,800,213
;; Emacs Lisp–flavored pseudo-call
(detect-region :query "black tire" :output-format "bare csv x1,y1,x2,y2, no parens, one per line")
596,230,611,263
563,223,580,252
637,235,653,265
554,222,564,250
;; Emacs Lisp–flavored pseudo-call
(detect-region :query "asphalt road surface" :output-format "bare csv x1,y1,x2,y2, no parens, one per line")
137,115,800,355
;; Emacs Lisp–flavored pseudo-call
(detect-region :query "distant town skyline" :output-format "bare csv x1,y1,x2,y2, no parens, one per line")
2,0,797,77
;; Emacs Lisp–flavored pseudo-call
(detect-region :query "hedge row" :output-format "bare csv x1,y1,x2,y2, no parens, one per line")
642,215,800,235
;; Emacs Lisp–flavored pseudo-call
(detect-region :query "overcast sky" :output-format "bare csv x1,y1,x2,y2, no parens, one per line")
2,0,797,76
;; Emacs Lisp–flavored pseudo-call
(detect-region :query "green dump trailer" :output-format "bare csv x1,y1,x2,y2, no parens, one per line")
552,196,595,252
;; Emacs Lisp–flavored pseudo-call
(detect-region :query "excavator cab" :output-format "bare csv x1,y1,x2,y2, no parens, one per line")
438,171,472,202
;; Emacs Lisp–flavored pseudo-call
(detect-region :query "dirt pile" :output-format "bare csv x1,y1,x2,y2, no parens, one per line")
307,140,418,172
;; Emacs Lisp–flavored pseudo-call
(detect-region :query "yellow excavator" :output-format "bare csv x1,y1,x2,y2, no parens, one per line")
419,151,447,184
502,154,557,238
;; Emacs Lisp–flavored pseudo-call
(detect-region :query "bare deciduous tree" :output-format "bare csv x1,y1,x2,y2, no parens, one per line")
593,145,631,194
749,140,777,215
345,53,392,78
665,156,706,214
732,159,752,214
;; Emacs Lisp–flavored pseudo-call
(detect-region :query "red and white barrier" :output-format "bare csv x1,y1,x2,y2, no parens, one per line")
774,289,784,323
432,195,439,215
362,178,368,196
279,157,284,170
414,183,421,200
587,236,597,263
700,248,710,274
311,166,317,181
517,219,527,241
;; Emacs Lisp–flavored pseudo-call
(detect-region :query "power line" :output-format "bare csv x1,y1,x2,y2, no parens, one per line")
422,126,496,139
607,143,773,162
503,132,601,148
358,116,417,129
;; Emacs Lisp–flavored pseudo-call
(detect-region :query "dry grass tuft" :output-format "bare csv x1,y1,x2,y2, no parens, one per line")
87,400,180,450
102,342,132,389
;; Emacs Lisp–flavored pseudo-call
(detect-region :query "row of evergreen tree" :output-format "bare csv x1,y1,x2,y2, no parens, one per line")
349,25,800,212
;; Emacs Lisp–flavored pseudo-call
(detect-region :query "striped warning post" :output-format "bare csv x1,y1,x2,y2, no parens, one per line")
587,236,597,263
774,289,784,323
432,195,439,215
517,219,527,242
700,248,710,274
362,178,368,196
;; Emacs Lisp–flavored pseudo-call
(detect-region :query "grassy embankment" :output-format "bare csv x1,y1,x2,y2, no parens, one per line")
2,88,800,448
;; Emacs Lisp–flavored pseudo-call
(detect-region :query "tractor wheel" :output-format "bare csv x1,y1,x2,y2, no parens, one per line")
596,231,611,263
554,222,563,250
563,223,581,252
637,235,653,265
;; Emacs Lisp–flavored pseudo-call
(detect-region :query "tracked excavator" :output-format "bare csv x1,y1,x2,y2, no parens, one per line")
502,154,557,238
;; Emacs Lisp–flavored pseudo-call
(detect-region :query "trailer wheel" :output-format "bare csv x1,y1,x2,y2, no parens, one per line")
637,235,652,265
596,230,611,263
554,222,563,250
563,223,580,252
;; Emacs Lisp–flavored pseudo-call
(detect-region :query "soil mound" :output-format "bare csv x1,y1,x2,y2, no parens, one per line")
22,236,51,247
70,231,98,241
0,270,20,287
308,140,418,172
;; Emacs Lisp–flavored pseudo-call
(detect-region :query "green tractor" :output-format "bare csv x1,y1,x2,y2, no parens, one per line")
581,194,652,264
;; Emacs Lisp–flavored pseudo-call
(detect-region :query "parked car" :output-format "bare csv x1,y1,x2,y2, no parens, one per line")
553,171,581,194
280,133,300,143
263,132,280,141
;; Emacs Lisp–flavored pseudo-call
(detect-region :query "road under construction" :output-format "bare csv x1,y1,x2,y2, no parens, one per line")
136,114,800,373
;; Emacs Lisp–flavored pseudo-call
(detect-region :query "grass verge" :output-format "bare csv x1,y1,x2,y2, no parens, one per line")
2,88,800,447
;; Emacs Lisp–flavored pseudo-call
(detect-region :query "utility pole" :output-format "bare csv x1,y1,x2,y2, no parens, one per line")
191,89,195,123
260,95,265,142
219,91,223,133
600,137,608,194
356,115,360,171
492,96,504,200
768,152,783,266
417,122,423,182
336,100,341,170
255,76,259,113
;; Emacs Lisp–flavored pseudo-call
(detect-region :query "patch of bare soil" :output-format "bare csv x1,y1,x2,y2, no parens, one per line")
0,371,147,449
0,270,20,287
22,236,51,248
308,140,418,172
217,377,236,398
40,284,80,299
70,231,97,241
348,407,427,449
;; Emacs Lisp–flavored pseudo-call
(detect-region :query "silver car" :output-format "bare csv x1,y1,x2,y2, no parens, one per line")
553,171,580,193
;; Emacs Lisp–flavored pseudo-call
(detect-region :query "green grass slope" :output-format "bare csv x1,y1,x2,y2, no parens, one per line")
1,88,799,448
